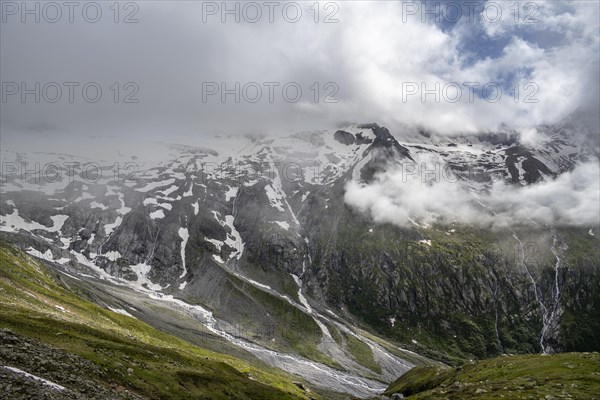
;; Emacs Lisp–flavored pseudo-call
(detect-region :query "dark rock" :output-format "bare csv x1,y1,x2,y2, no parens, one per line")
334,130,356,145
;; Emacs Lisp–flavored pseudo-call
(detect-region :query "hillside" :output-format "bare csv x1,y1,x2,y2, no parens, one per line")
383,352,600,399
0,241,318,400
1,123,599,397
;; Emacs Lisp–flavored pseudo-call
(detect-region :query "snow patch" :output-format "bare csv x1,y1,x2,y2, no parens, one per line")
301,192,310,202
136,178,176,193
159,203,173,211
265,184,285,211
149,210,165,220
183,182,194,197
0,208,68,234
273,221,290,230
158,185,178,197
206,238,224,251
2,366,66,391
54,305,67,313
224,215,244,259
225,186,238,202
89,201,108,210
178,227,189,279
103,250,122,261
143,197,158,206
130,262,163,291
108,307,135,318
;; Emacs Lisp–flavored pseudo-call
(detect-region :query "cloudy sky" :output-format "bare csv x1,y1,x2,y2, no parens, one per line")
1,0,599,140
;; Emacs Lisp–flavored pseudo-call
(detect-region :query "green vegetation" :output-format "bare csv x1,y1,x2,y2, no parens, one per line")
384,352,600,399
558,227,600,353
311,194,600,365
0,242,315,399
239,281,341,369
343,332,381,374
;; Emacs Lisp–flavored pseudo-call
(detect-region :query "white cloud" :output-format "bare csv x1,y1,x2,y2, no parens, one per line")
344,159,600,228
1,1,598,137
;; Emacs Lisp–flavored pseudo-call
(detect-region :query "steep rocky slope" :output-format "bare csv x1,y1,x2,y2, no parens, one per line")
1,118,599,395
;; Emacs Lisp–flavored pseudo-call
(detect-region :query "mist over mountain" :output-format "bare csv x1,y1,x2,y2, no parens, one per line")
1,1,599,399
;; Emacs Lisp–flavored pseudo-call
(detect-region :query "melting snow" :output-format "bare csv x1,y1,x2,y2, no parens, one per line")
89,201,108,210
206,238,224,251
183,182,194,197
149,210,165,220
103,188,130,235
58,270,81,281
159,203,173,211
265,184,285,211
225,186,238,202
224,215,244,259
130,262,163,291
178,227,189,279
292,274,333,340
0,208,68,233
158,185,178,197
2,366,66,391
103,250,122,261
273,221,290,230
108,307,135,318
301,192,310,202
136,178,176,193
26,247,53,261
143,198,158,206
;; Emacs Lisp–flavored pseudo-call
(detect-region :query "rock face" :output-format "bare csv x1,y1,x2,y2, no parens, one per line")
334,130,356,145
1,118,599,370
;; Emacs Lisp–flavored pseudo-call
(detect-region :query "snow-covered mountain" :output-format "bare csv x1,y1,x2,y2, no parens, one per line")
1,120,599,397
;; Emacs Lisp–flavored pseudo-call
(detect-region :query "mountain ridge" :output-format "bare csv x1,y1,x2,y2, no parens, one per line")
1,120,599,397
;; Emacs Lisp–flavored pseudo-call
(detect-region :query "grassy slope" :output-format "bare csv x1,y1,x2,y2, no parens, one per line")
342,332,381,375
0,242,315,400
383,352,600,399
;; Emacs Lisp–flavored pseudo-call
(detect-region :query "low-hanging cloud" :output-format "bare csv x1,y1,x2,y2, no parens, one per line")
344,160,600,229
1,1,598,139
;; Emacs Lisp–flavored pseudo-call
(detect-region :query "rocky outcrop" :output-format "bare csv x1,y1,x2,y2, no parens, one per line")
334,130,356,145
